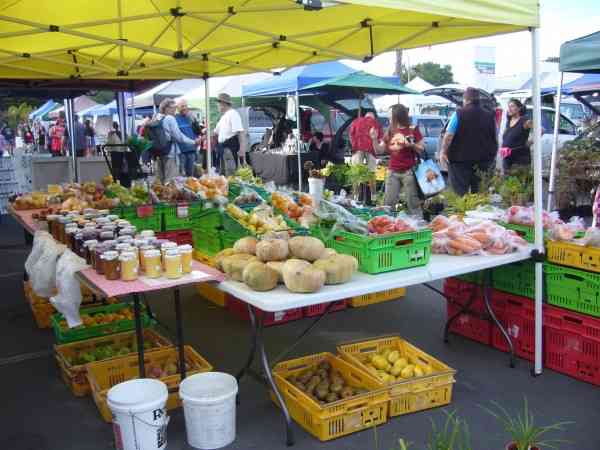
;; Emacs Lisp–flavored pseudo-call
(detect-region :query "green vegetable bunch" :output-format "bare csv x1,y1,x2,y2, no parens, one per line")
445,191,490,216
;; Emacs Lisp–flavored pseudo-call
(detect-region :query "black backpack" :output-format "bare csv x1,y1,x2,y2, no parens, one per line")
145,117,171,158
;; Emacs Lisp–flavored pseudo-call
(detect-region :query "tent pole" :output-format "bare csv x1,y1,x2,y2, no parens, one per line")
130,91,136,136
65,98,77,182
531,28,543,376
547,72,563,211
205,77,212,173
296,91,302,191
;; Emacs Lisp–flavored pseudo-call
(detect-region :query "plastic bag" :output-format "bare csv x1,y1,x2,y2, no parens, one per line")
579,228,600,247
50,250,89,328
25,231,53,277
367,214,420,235
314,200,369,236
30,239,66,297
413,159,446,197
234,185,263,206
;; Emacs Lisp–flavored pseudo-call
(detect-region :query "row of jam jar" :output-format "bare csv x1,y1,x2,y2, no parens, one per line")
46,210,120,244
88,237,193,282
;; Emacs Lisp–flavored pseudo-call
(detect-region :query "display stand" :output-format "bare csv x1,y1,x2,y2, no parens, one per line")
74,263,224,380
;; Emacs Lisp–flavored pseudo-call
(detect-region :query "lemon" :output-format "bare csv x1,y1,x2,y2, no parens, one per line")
372,355,388,370
413,366,424,377
400,365,415,379
394,358,408,370
387,350,400,364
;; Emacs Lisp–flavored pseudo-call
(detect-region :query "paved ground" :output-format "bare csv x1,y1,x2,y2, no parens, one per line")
0,215,598,450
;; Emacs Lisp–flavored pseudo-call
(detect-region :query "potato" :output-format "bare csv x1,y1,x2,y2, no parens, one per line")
394,358,408,370
325,392,339,403
255,239,289,262
387,350,400,364
313,254,358,284
266,261,284,283
320,248,337,259
221,254,257,281
288,236,325,262
371,355,388,370
400,365,415,379
215,248,237,271
340,386,354,399
413,366,424,377
242,261,278,291
282,259,326,293
390,365,403,377
233,237,258,255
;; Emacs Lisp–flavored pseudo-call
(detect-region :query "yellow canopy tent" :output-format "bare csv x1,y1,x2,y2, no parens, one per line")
0,3,545,444
0,1,538,80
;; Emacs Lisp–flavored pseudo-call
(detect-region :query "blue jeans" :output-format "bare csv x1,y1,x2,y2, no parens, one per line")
179,151,197,177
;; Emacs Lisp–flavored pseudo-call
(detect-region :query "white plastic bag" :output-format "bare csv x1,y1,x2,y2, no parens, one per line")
25,231,53,277
30,239,66,298
50,250,89,328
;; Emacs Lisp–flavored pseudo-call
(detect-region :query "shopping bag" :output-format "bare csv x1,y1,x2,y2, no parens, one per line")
413,158,445,197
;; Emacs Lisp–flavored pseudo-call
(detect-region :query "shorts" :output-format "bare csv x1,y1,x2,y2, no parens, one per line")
351,151,377,171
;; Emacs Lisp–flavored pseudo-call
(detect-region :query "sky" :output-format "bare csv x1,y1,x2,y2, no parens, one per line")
345,0,600,84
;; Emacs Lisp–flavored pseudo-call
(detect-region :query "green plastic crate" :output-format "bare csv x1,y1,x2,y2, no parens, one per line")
193,208,223,232
192,229,223,256
163,202,202,231
545,263,600,318
220,230,241,250
330,229,432,274
492,260,534,298
119,204,163,232
222,212,253,236
498,222,583,244
228,182,271,203
52,303,151,344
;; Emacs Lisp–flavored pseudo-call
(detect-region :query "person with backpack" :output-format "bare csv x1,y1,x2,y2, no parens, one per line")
147,98,201,183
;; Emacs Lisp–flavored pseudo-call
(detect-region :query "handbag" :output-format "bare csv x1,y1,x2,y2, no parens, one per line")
413,157,446,198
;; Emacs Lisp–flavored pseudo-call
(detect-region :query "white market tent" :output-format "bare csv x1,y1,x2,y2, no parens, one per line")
0,1,543,377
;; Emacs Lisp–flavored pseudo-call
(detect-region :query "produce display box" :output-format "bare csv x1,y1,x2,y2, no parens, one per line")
54,329,172,397
349,288,406,308
446,302,492,345
192,249,216,267
192,228,223,257
220,230,239,251
228,182,270,202
303,300,347,317
272,352,388,441
118,204,163,232
86,345,212,422
192,207,223,233
497,221,539,243
329,229,432,274
491,260,535,299
227,296,303,327
196,282,227,308
337,336,455,418
29,294,56,328
155,229,193,246
545,263,600,318
443,278,487,314
544,304,600,386
162,202,202,231
546,240,600,273
51,303,152,344
490,290,535,361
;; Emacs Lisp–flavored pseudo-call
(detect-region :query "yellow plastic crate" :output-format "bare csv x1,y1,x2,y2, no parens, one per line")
193,249,216,267
349,288,406,308
86,345,212,422
337,336,456,418
54,329,172,397
196,282,227,307
272,352,388,441
547,240,600,273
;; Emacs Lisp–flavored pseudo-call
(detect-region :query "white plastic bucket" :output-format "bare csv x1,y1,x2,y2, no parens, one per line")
107,378,169,450
308,177,325,206
179,372,238,450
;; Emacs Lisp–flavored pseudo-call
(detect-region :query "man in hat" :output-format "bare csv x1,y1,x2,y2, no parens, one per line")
214,92,246,175
439,87,498,196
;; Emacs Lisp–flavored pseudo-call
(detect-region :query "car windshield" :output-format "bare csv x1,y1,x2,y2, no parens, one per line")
561,103,587,121
415,118,444,137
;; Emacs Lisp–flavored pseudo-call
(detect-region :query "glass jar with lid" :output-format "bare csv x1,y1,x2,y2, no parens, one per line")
102,251,120,280
120,252,139,281
164,249,183,279
178,245,193,274
143,249,162,278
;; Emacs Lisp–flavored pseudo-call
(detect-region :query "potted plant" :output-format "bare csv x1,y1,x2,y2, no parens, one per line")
426,410,472,450
483,399,571,450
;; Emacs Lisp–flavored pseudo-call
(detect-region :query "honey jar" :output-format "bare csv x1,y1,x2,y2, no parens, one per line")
103,251,120,280
143,249,161,278
178,244,193,274
161,242,178,267
120,252,138,281
164,249,182,279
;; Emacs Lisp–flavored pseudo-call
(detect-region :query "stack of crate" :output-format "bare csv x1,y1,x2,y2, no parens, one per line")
0,157,19,214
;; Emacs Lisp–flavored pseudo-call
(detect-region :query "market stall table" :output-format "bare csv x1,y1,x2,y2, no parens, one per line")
74,262,224,380
248,150,320,187
217,247,533,446
8,206,43,236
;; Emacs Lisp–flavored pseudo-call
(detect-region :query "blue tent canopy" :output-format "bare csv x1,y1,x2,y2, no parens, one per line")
242,61,355,97
541,73,600,96
29,99,56,120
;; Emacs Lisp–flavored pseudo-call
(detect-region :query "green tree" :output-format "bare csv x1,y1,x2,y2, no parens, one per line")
90,90,115,105
401,62,454,86
5,102,33,129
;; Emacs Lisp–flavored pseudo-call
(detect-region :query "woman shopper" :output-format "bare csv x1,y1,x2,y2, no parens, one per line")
84,119,96,155
49,118,65,156
501,98,532,170
371,104,425,216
